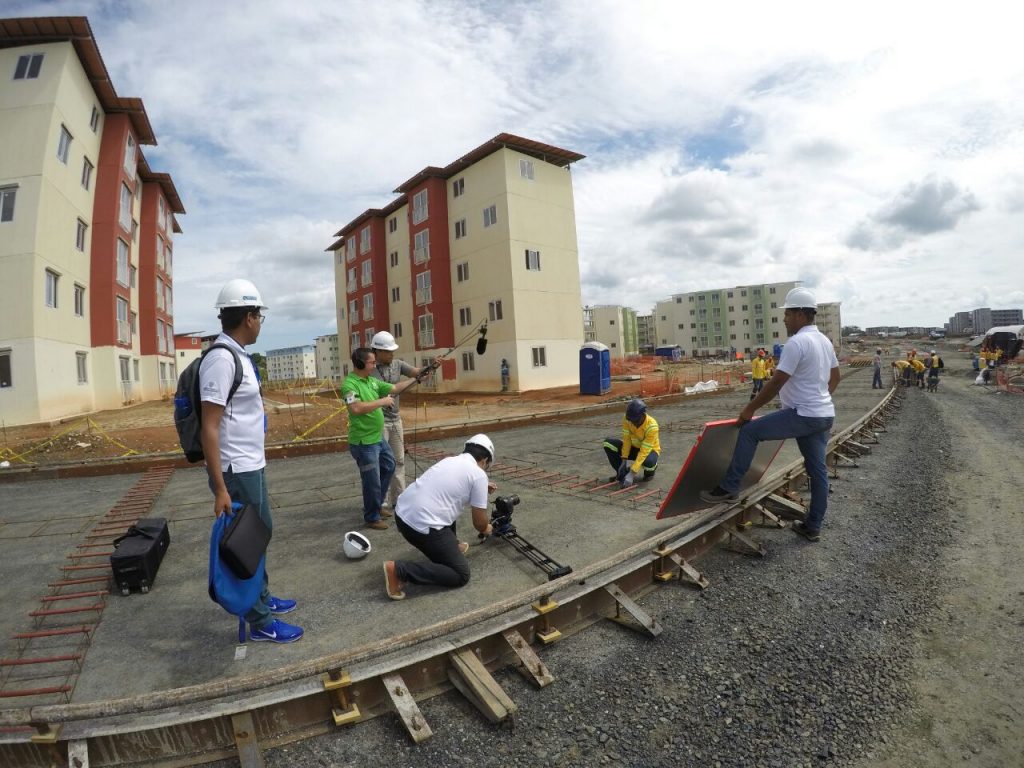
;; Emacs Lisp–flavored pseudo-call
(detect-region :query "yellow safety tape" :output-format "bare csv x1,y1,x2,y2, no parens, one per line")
3,419,88,463
291,407,348,442
85,419,139,457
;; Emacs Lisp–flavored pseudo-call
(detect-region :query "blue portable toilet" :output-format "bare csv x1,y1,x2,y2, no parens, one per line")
772,342,783,359
579,342,611,395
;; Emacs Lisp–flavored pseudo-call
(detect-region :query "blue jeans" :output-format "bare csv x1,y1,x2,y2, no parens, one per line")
721,408,834,531
349,441,395,523
214,468,273,629
872,368,882,388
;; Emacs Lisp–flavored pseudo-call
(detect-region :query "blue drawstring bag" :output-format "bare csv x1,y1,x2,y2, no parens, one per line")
209,503,265,643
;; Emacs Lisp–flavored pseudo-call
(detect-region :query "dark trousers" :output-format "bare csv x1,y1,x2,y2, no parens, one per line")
394,516,471,588
602,439,658,475
872,368,882,388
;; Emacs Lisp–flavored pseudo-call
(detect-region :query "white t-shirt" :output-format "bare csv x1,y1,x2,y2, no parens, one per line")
198,333,266,472
776,325,839,417
396,453,489,534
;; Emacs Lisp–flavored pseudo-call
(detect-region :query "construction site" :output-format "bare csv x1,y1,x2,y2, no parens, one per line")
0,351,1022,768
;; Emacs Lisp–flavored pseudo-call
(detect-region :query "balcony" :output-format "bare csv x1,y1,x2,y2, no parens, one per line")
350,311,359,324
417,329,435,347
117,321,131,344
415,288,432,305
413,246,430,265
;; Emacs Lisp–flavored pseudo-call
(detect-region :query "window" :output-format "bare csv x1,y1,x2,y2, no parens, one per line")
727,291,734,298
525,249,541,270
489,300,503,321
361,260,372,286
57,125,72,164
677,323,684,329
519,158,535,180
129,264,137,288
459,307,472,326
391,286,400,303
769,286,777,294
457,262,469,282
742,304,748,311
45,269,59,308
116,297,130,343
689,309,695,316
165,284,172,313
483,204,497,227
741,289,747,297
729,319,736,327
74,284,85,317
351,332,359,348
81,157,94,189
116,239,129,286
771,317,778,324
754,303,763,314
412,189,429,225
711,294,720,304
119,183,132,231
531,346,547,367
416,271,432,304
770,301,777,309
753,288,762,298
76,352,88,384
454,218,467,239
393,322,402,339
363,294,374,320
347,266,357,290
462,351,475,371
452,178,464,197
712,307,721,318
349,298,358,323
414,229,430,263
76,219,88,251
675,297,682,303
418,313,435,347
123,134,136,175
359,225,370,254
388,216,397,233
130,311,137,334
131,219,138,242
389,250,399,268
773,331,780,338
1,349,13,388
14,53,44,80
0,186,16,222
730,334,737,340
90,106,100,132
688,296,694,302
755,319,765,330
698,294,706,302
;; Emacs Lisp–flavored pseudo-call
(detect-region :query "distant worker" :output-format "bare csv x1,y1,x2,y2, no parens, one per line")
199,279,303,643
750,349,767,400
500,358,510,392
699,287,840,542
872,348,883,389
370,331,438,511
342,347,421,530
603,399,660,488
893,358,911,387
910,353,926,388
927,349,943,390
382,435,497,599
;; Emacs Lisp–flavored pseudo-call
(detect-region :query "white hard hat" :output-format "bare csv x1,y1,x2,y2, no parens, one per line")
781,287,817,310
370,331,399,351
342,531,372,560
214,279,268,310
464,433,495,463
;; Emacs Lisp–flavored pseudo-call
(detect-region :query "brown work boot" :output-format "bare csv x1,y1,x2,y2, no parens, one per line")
366,520,389,530
382,561,405,600
379,508,394,519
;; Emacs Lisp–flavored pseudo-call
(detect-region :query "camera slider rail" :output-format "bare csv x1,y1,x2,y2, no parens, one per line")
489,522,572,581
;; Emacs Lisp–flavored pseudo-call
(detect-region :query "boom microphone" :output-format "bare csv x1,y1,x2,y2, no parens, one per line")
476,323,488,355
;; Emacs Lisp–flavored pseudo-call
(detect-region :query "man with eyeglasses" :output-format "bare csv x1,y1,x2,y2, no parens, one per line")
199,279,303,644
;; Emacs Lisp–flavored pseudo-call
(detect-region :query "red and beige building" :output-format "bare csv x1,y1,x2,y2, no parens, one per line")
327,134,585,392
0,17,184,426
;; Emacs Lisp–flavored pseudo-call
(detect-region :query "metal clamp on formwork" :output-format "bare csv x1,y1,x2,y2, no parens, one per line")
322,669,360,726
531,595,562,644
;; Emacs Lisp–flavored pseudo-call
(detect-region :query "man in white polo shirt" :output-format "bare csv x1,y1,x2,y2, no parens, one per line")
382,434,497,599
699,287,840,541
199,279,303,643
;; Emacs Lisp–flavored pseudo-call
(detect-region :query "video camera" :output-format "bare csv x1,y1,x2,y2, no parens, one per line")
483,493,571,581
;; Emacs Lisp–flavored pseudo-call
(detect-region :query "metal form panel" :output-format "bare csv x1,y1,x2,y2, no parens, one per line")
656,418,784,519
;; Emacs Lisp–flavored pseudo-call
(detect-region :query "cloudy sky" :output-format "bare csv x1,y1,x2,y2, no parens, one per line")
11,0,1024,351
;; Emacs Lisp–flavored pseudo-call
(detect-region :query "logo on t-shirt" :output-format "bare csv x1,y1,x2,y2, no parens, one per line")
344,392,357,404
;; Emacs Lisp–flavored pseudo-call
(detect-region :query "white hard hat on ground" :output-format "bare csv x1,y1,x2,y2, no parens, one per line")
782,287,817,310
370,331,399,351
464,433,495,463
342,531,372,559
215,279,268,310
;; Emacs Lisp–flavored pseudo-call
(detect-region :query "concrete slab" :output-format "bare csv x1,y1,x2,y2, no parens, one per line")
0,369,884,709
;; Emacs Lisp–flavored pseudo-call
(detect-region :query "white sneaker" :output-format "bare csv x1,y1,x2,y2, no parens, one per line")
381,501,391,510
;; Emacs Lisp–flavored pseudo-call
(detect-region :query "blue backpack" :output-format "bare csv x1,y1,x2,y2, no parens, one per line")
208,503,265,643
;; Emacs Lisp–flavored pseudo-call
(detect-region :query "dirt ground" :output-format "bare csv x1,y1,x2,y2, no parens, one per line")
0,360,749,466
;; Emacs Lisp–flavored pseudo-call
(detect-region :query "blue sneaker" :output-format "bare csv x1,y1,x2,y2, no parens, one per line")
250,619,304,643
267,596,297,614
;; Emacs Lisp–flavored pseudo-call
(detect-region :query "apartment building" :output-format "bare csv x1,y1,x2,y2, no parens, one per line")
314,333,343,382
266,345,316,383
327,134,585,393
583,305,638,358
815,301,842,351
945,311,972,336
0,17,184,426
653,281,800,357
636,314,655,354
173,331,216,370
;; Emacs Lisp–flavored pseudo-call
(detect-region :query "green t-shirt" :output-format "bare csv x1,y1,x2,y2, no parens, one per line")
341,373,393,445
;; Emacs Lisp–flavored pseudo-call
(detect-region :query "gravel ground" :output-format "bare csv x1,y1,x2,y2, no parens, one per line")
215,361,1023,768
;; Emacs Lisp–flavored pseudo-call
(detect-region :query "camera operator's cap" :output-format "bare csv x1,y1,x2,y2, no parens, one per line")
465,433,494,463
781,287,817,310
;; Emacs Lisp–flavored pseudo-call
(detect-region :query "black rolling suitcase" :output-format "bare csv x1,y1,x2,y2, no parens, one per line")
111,518,170,595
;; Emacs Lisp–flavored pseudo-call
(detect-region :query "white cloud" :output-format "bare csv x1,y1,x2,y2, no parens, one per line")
8,0,1023,342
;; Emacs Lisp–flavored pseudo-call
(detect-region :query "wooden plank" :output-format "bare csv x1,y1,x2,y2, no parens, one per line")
667,553,710,589
501,629,554,688
230,711,265,768
603,583,663,637
447,648,518,723
381,672,433,743
67,738,90,768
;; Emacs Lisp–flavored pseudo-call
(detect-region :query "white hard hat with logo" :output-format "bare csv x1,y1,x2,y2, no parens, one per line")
781,287,817,310
215,279,268,310
464,433,495,463
342,531,372,560
370,331,399,351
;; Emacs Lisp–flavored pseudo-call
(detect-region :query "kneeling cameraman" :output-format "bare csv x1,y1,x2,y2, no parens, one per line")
383,435,497,600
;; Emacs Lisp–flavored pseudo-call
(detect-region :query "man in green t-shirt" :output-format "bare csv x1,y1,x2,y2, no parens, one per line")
342,348,420,530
